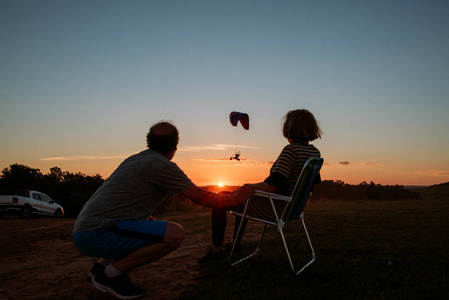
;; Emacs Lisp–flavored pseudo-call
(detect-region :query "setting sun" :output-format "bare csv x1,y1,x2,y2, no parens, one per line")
218,182,224,187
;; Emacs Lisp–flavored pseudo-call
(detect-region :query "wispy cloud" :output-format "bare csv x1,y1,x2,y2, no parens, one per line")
415,169,449,178
195,158,247,162
41,154,129,161
194,158,273,167
362,162,379,166
178,144,258,152
325,161,380,167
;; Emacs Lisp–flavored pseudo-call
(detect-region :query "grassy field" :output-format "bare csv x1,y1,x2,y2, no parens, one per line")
1,184,446,299
171,197,448,299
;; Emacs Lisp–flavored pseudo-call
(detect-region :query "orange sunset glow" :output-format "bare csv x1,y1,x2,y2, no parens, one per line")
1,1,448,187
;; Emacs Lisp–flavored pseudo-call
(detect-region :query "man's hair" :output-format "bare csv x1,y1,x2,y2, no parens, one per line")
282,109,322,142
146,121,179,154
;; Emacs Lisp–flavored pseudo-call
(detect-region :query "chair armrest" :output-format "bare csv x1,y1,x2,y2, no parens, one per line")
253,190,292,202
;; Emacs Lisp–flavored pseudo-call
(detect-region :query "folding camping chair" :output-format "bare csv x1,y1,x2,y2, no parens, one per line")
228,157,324,275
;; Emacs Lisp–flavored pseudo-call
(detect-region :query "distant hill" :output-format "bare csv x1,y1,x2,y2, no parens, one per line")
201,185,239,193
415,182,449,200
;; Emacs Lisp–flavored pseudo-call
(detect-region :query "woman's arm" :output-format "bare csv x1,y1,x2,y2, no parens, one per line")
251,181,278,193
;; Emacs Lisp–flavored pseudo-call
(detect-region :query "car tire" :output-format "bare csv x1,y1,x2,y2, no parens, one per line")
53,209,63,219
20,206,32,219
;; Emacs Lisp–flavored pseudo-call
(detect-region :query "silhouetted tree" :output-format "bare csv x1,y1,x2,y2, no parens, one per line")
312,180,420,201
0,164,43,194
55,171,105,218
0,163,104,218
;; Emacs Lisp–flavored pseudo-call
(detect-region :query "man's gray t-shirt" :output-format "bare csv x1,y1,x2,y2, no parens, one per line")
73,149,193,235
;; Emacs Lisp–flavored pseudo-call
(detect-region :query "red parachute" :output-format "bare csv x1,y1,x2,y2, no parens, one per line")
229,111,249,130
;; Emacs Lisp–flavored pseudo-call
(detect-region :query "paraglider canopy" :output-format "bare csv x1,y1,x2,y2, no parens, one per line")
229,111,249,130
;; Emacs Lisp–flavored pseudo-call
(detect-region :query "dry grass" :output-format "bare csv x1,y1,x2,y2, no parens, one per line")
178,198,449,299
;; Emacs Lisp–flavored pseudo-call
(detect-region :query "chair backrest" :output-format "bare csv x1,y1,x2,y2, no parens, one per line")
284,157,324,223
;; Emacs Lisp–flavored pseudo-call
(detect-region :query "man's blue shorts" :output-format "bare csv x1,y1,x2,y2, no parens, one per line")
73,220,167,259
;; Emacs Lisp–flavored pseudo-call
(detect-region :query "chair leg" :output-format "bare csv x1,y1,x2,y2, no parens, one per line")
229,200,250,263
298,214,316,274
229,223,268,266
279,215,315,275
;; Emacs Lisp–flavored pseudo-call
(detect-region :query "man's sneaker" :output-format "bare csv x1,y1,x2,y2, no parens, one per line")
197,246,226,266
92,268,146,299
86,262,104,283
224,242,245,255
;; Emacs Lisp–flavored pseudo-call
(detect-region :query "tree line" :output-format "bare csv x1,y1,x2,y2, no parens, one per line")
0,164,104,218
0,164,421,218
311,180,421,201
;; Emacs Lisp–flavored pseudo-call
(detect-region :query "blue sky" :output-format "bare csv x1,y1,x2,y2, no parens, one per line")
1,0,448,186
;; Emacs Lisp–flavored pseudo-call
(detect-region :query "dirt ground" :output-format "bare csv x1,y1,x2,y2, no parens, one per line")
0,213,228,300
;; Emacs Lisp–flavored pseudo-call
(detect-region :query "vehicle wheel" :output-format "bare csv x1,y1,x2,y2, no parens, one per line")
20,206,32,219
53,209,63,219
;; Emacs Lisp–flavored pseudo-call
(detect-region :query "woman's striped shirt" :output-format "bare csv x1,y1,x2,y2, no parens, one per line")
265,142,321,196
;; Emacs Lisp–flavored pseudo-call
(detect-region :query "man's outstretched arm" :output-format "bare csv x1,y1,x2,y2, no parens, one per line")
181,184,255,210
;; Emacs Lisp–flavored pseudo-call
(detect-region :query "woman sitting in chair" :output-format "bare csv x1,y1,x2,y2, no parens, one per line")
198,109,323,265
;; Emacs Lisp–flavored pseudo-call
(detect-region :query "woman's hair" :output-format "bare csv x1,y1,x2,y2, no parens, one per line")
282,109,322,142
146,121,179,154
